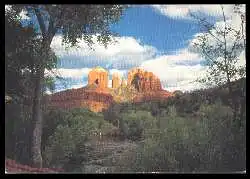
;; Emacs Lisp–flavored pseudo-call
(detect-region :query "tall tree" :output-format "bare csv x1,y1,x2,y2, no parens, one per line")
8,4,127,167
190,4,246,121
5,6,58,164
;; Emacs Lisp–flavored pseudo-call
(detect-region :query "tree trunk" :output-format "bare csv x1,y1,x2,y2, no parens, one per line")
31,68,44,168
239,79,246,125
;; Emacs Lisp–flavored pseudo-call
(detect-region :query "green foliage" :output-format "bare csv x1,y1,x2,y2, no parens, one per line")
119,110,157,140
11,4,128,49
6,5,127,167
128,101,246,172
42,108,116,168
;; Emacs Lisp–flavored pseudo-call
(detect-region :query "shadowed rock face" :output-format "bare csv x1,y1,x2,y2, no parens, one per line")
128,68,162,92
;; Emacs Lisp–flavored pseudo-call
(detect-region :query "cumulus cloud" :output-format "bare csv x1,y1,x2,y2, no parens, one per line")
188,5,245,82
48,34,159,92
55,68,91,78
140,49,208,92
51,35,157,70
151,4,235,20
49,36,209,93
189,9,245,52
47,5,245,93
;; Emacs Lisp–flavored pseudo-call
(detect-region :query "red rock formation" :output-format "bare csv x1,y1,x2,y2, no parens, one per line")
48,87,114,113
88,66,108,89
132,90,173,103
112,73,121,89
48,66,172,113
127,68,162,92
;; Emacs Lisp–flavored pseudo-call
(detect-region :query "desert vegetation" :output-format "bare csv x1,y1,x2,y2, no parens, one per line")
5,4,245,173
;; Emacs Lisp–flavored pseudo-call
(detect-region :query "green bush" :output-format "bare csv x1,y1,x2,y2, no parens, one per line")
119,110,158,140
129,103,246,172
42,108,116,169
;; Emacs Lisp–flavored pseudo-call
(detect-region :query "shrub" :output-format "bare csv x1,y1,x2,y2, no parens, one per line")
42,108,116,170
119,110,157,140
129,102,246,172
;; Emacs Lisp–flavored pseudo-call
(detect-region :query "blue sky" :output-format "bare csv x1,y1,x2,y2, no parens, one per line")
110,6,201,53
6,5,245,92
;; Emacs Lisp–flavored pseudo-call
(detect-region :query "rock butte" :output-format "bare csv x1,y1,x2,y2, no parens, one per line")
47,67,173,112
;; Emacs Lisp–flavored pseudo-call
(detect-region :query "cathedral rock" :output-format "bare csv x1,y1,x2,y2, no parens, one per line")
128,68,162,92
48,66,173,112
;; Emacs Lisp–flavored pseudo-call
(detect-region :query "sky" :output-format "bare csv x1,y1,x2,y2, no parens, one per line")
6,4,246,93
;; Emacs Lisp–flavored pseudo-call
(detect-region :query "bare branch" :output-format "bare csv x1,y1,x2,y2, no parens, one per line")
190,12,224,44
220,5,230,85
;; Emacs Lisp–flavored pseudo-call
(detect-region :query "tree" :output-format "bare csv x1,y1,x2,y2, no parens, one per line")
5,6,59,164
190,4,246,121
8,5,127,167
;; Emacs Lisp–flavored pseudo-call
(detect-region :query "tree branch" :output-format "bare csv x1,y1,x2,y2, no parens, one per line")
221,5,230,84
190,12,224,44
33,5,46,38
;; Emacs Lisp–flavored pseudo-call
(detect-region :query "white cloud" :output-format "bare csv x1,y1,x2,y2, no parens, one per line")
151,4,235,20
139,7,245,92
190,10,245,51
50,5,245,93
50,35,157,70
56,68,91,78
45,68,91,79
188,5,245,80
141,48,208,92
50,49,208,92
50,44,208,92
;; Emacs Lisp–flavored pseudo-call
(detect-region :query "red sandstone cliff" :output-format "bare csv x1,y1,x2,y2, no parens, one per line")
127,68,162,92
48,67,172,113
48,87,114,113
88,66,108,89
132,90,173,103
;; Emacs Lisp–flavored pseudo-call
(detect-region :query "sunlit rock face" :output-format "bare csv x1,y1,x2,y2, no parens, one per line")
48,88,114,113
127,68,162,92
121,79,127,88
88,66,109,89
112,73,121,89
